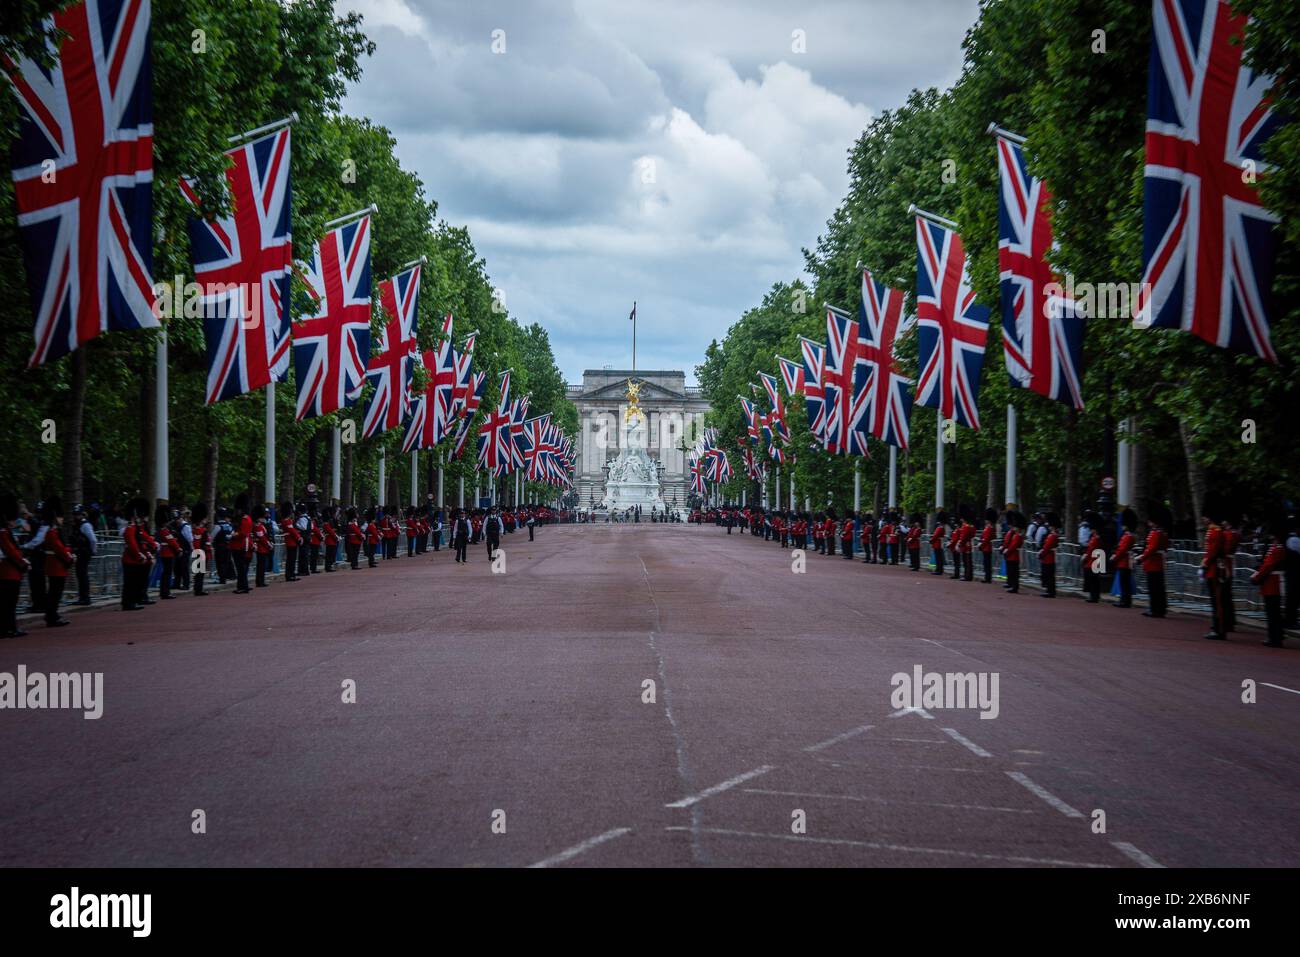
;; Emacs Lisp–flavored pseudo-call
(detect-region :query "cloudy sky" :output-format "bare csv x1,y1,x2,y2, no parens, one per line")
342,0,980,384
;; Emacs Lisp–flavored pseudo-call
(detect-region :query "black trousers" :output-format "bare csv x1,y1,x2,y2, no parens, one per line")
121,563,148,608
454,539,468,563
26,564,46,612
175,550,191,588
1147,570,1166,617
933,548,944,575
234,551,250,592
44,574,66,623
951,551,961,579
1006,560,1020,593
346,543,360,569
1041,563,1056,597
1085,568,1101,602
407,536,416,557
1116,568,1133,607
827,537,836,556
910,547,920,571
0,578,18,632
963,552,973,581
1285,567,1299,627
215,544,231,583
486,537,500,560
982,550,992,582
255,552,269,586
1221,579,1235,632
75,553,91,602
365,543,377,567
299,543,311,576
432,532,441,552
193,559,206,595
841,539,853,559
284,546,298,580
160,557,174,598
1264,594,1283,644
310,545,321,572
528,525,534,541
1207,575,1224,635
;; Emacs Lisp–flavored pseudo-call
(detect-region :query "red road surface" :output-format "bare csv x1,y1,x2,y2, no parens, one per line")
1,524,1297,867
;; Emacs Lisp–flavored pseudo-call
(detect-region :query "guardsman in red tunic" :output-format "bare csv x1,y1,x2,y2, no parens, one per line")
1200,505,1228,640
1111,509,1137,608
1252,524,1288,647
906,517,922,571
40,499,73,626
190,502,213,596
824,512,838,556
812,513,824,554
979,509,997,583
279,502,301,582
840,511,855,560
1220,517,1240,633
1038,513,1059,598
322,508,339,572
251,504,272,588
308,510,323,573
138,510,159,605
1136,508,1169,618
405,507,418,557
121,498,153,609
0,493,31,636
345,507,363,569
1003,513,1024,594
383,510,400,559
1082,514,1104,603
859,513,874,564
958,512,975,581
364,509,381,567
880,515,895,565
230,494,253,594
930,513,947,576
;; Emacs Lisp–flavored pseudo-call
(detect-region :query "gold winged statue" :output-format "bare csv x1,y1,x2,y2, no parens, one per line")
625,378,643,424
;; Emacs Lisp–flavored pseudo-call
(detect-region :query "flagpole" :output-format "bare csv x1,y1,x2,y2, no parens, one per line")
1005,404,1018,509
888,445,898,508
853,459,861,512
155,326,168,504
775,466,781,511
378,447,386,509
411,449,418,506
935,409,945,519
265,384,276,504
228,112,298,145
438,458,445,510
908,204,960,230
331,425,341,501
631,301,637,374
324,203,378,230
458,475,464,510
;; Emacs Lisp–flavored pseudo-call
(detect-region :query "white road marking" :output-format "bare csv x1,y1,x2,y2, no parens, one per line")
665,766,775,808
1111,841,1165,869
889,706,935,719
741,787,1035,814
667,826,1109,868
942,727,992,758
528,827,632,868
1261,682,1300,696
804,724,874,752
883,736,949,744
1005,771,1084,818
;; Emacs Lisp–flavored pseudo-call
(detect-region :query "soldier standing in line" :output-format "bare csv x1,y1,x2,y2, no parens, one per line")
191,503,212,596
121,498,155,609
1112,510,1137,609
1003,512,1025,594
930,512,947,577
230,495,253,594
1082,511,1103,603
156,505,179,600
840,510,855,560
1038,513,1059,598
824,510,837,557
363,509,380,567
1201,501,1228,640
295,504,312,577
280,502,301,582
959,508,975,582
1137,505,1170,618
20,502,48,614
907,515,922,571
0,493,31,636
321,507,338,572
251,504,273,587
345,508,363,569
1252,520,1288,647
979,508,996,583
40,499,73,626
308,507,322,573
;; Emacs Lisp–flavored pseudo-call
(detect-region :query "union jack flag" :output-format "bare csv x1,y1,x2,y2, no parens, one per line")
823,306,869,455
508,394,530,472
451,330,478,416
521,413,550,481
996,135,1084,408
450,370,487,461
293,215,372,420
6,0,158,368
758,371,789,442
739,396,761,447
689,454,706,494
914,217,990,430
181,126,292,405
777,355,805,398
364,263,421,438
798,336,828,444
477,371,514,476
854,268,915,449
1139,0,1280,361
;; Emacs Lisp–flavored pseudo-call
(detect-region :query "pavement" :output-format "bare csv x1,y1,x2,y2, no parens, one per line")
1,523,1297,868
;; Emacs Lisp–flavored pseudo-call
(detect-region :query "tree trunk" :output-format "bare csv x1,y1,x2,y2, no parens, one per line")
202,428,219,519
1064,460,1079,541
141,360,155,503
1179,419,1207,527
280,445,296,505
1131,433,1148,522
62,345,87,508
986,468,996,510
